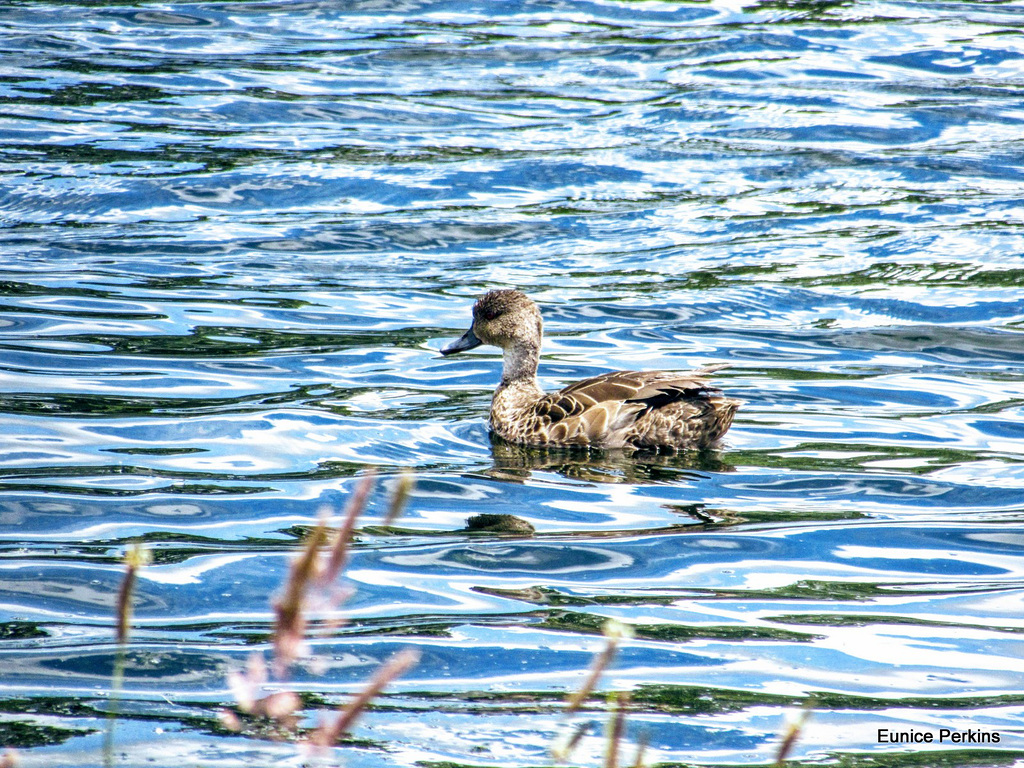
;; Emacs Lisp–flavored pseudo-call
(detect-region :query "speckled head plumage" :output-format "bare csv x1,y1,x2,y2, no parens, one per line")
441,289,542,357
471,289,542,349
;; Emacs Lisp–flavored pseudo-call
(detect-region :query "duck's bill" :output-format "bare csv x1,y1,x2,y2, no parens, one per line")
441,327,482,355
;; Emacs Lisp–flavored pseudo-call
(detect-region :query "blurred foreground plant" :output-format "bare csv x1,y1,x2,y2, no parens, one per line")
555,619,810,767
219,470,419,749
553,619,643,767
105,542,151,768
775,699,813,766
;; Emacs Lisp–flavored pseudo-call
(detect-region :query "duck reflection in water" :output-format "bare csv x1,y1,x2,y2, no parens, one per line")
476,437,739,531
486,434,734,485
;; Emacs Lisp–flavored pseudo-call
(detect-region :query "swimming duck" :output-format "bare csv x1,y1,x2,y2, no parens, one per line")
441,289,740,450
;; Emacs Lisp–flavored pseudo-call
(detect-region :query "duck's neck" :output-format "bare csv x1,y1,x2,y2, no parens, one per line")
499,340,540,389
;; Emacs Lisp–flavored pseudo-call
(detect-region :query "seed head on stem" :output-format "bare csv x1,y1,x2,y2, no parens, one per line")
308,648,420,748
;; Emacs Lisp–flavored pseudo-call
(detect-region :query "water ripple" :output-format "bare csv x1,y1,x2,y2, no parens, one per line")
3,0,1024,764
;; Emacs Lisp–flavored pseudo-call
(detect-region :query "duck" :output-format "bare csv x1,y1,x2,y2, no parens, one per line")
441,289,740,450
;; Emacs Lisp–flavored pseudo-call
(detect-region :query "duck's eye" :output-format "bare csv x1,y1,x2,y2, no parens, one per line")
481,307,501,321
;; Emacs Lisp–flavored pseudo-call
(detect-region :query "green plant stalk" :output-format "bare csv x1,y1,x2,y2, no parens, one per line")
104,544,147,768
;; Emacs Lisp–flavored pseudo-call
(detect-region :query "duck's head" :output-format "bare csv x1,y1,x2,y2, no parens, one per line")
442,289,542,355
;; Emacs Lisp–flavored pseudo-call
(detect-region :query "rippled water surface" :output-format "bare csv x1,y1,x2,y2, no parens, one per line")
2,0,1024,765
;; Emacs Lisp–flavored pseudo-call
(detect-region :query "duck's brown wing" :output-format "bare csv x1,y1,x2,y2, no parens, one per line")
533,370,729,446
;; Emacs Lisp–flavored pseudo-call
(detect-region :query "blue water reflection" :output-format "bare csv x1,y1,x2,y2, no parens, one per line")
2,0,1024,764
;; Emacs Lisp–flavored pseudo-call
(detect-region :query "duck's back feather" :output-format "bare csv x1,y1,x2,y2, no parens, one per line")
493,368,739,450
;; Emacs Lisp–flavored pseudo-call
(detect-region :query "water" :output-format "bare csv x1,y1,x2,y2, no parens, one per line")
2,0,1024,765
